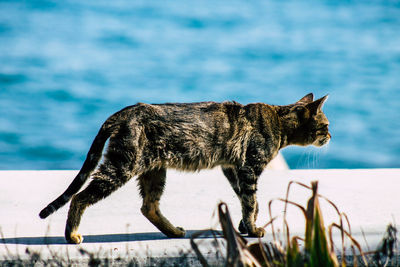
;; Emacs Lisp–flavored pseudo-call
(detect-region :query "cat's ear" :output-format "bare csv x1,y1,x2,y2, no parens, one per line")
306,94,328,114
296,93,314,104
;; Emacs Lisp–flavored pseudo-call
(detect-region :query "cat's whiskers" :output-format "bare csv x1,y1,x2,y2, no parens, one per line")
311,143,330,168
309,148,317,168
295,146,313,168
312,149,320,168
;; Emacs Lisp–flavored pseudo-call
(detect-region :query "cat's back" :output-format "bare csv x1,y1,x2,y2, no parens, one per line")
126,101,248,147
114,101,278,129
127,101,244,125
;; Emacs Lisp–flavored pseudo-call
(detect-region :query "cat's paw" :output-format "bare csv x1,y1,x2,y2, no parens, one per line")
248,227,265,238
238,220,248,234
165,227,186,238
176,227,186,237
66,233,83,244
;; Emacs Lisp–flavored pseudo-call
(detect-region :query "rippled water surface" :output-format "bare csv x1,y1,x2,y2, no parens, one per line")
1,0,399,169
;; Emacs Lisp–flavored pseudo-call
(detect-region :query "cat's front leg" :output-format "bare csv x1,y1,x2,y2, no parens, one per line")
237,166,265,237
222,166,258,234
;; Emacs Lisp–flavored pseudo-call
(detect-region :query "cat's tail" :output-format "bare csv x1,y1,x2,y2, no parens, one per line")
39,113,120,219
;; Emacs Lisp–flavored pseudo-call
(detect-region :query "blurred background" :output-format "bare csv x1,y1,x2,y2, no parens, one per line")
0,0,399,170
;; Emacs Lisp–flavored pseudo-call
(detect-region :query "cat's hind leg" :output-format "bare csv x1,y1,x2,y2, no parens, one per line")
65,166,131,244
138,168,186,238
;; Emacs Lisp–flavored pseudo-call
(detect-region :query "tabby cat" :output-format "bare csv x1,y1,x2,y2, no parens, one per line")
39,93,330,244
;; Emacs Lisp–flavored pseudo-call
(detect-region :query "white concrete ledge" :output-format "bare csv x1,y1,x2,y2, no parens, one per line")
0,168,399,261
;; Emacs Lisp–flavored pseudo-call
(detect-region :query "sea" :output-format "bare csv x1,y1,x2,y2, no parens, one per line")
0,0,399,170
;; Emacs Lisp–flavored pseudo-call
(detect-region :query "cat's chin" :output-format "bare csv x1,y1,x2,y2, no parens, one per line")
313,137,330,147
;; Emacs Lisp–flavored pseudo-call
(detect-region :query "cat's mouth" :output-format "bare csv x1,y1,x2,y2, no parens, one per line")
314,132,331,146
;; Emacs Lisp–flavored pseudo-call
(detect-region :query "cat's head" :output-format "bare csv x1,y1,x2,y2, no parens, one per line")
279,93,331,147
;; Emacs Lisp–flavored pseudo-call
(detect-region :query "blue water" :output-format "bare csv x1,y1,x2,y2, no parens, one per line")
1,1,399,170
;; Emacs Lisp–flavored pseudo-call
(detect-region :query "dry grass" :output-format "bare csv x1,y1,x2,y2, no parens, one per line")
191,180,398,267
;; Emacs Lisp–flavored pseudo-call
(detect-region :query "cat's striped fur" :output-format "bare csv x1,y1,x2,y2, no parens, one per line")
39,93,330,244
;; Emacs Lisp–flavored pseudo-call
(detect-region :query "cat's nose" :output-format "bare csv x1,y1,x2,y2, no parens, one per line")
327,132,331,138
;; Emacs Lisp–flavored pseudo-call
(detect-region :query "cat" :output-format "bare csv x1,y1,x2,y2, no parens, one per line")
39,93,330,244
